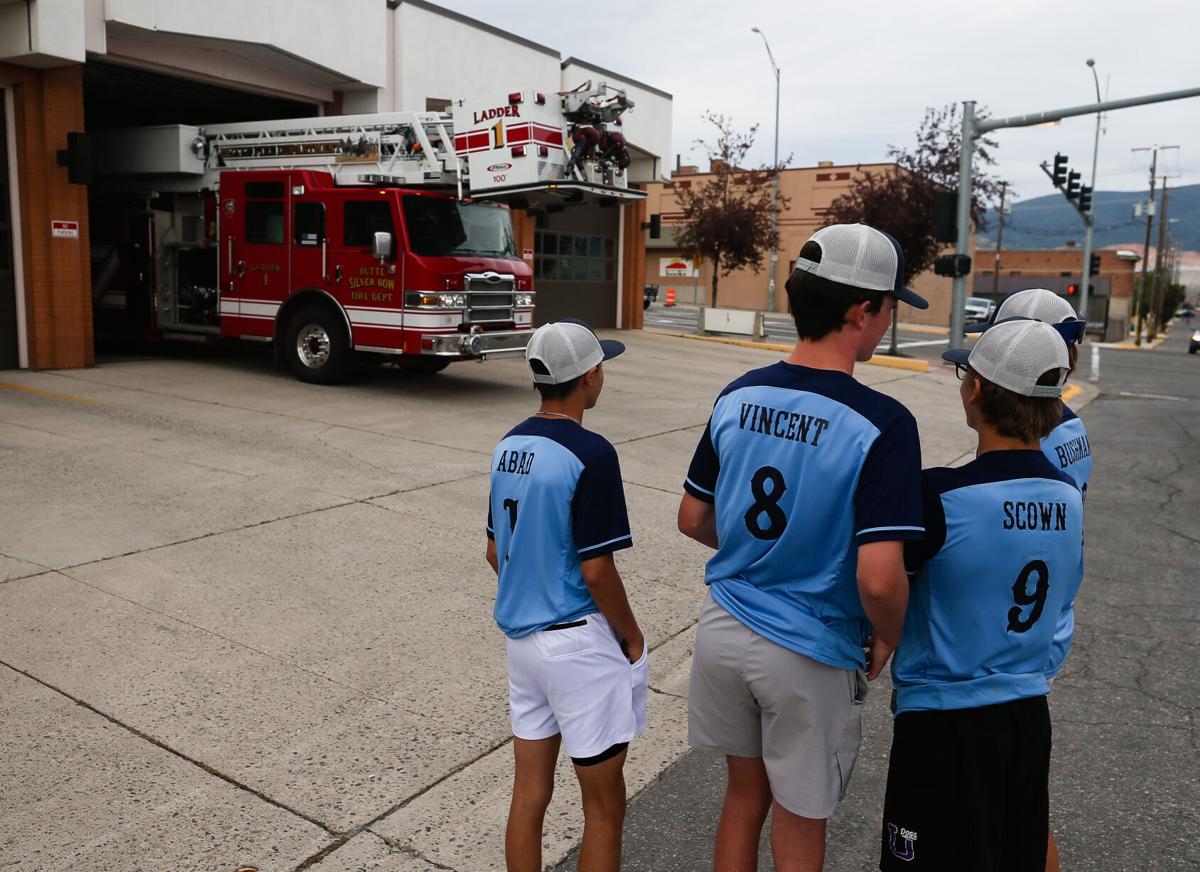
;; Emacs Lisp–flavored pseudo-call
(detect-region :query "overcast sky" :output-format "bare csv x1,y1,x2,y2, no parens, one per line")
437,0,1196,205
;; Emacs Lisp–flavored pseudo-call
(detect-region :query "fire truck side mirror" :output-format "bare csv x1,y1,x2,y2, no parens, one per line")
372,231,393,261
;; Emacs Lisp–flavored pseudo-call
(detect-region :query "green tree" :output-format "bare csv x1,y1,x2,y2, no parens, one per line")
674,113,789,308
825,105,1007,283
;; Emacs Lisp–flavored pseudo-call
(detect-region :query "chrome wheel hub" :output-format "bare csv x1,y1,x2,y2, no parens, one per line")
297,324,331,369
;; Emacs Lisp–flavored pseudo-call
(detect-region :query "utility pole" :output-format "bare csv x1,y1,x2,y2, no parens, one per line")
992,181,1007,297
1149,180,1171,339
1079,59,1104,334
752,27,781,314
948,85,1200,349
1132,149,1157,346
1131,145,1177,345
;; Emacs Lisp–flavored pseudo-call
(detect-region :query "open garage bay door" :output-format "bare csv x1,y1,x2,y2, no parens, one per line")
84,63,319,348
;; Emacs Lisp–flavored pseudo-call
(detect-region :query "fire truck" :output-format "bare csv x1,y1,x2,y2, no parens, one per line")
87,83,644,383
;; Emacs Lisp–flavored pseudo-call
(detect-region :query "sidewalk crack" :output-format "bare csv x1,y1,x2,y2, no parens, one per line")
0,658,337,835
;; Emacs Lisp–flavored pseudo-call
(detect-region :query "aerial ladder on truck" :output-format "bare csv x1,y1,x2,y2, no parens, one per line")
85,83,645,383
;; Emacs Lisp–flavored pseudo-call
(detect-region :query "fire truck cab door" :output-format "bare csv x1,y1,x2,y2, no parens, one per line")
330,195,401,344
221,176,290,338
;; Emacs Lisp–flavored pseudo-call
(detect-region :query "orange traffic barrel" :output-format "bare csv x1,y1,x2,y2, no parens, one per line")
664,288,676,307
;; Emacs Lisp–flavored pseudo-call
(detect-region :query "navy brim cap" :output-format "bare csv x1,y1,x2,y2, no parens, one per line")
942,347,971,366
894,286,929,310
965,315,1084,343
599,338,625,360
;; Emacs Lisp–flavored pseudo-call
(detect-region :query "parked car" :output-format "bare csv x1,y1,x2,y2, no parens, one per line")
964,296,996,322
1189,328,1200,354
644,284,659,310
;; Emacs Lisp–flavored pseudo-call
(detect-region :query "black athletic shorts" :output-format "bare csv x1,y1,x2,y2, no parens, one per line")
879,695,1051,872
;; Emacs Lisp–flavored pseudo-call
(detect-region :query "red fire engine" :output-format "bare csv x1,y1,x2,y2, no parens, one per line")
87,84,643,383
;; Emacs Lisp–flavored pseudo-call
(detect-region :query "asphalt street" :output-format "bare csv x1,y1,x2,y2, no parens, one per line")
644,304,953,361
556,325,1200,872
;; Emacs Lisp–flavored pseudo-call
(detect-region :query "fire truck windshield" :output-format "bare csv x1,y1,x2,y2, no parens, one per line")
402,197,517,259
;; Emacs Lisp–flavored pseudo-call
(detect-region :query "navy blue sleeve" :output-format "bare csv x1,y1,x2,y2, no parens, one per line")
904,473,946,573
572,444,633,560
855,411,925,544
683,420,719,503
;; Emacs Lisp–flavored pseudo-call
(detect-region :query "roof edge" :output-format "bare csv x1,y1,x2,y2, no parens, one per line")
561,56,672,100
391,0,562,60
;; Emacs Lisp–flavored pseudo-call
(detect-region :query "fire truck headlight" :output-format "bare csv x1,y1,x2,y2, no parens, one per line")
516,293,535,307
436,293,466,308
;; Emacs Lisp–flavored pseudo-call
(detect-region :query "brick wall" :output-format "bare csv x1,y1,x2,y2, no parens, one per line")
2,62,93,369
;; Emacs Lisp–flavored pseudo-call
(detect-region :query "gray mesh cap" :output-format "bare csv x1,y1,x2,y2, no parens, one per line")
944,319,1070,398
525,319,625,385
793,223,929,309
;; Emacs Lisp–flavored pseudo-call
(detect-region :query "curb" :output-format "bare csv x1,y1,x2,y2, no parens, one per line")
642,329,930,373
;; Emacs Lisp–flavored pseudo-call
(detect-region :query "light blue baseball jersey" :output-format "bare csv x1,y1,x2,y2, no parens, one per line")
892,451,1084,714
684,362,924,671
487,418,632,639
1041,404,1092,678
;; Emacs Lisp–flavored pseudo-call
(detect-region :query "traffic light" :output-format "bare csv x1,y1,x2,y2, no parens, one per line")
934,191,958,243
933,254,972,278
1066,283,1078,296
648,213,662,239
1066,171,1081,201
1051,153,1069,187
1089,252,1101,274
1077,185,1093,213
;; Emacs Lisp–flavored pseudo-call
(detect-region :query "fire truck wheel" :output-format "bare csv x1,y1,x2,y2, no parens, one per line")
399,356,451,374
285,305,354,384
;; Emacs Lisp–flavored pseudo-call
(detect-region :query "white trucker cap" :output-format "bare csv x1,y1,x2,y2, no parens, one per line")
967,287,1085,335
525,319,625,385
944,319,1070,398
793,223,929,309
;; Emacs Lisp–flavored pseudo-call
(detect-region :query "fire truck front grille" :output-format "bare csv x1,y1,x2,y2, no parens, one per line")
465,276,515,325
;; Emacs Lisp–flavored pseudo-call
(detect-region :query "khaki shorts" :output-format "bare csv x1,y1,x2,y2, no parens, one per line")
688,592,867,819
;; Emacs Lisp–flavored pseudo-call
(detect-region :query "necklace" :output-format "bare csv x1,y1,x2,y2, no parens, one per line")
536,411,578,422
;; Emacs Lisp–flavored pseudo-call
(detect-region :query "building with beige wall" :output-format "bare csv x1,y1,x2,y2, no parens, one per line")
973,247,1141,341
642,162,964,327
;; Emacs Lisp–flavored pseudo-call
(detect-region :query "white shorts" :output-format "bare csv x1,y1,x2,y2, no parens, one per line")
506,612,649,760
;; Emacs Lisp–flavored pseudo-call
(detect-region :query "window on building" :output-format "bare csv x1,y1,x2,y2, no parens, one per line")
246,201,284,245
1060,271,1072,277
344,201,394,248
534,231,616,282
426,97,452,112
294,203,325,246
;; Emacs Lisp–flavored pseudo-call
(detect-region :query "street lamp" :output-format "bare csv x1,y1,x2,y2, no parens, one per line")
1079,58,1104,335
751,26,781,313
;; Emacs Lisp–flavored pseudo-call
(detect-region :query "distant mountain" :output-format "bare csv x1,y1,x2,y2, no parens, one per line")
979,183,1200,252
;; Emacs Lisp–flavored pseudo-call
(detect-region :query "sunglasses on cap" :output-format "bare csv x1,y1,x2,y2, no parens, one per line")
982,314,1085,344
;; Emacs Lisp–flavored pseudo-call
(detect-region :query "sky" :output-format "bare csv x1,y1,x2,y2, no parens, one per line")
435,0,1197,208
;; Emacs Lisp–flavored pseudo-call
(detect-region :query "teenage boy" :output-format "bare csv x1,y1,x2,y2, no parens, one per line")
486,320,648,872
880,319,1085,872
969,288,1092,872
678,223,928,872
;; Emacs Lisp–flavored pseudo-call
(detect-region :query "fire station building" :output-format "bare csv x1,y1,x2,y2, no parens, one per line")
0,0,671,370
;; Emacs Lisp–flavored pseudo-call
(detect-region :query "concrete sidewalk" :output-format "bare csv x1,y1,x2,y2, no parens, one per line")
0,332,1096,872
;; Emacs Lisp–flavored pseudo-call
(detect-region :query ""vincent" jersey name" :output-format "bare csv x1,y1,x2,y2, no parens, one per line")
738,402,831,447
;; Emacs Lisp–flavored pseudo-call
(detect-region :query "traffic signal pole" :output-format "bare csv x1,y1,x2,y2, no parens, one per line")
949,84,1200,349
